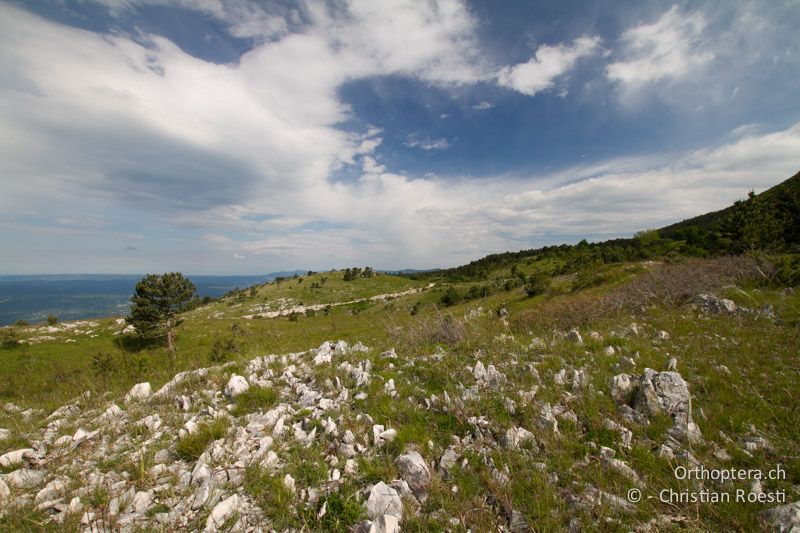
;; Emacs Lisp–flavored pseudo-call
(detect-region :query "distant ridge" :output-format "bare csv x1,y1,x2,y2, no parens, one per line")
405,170,800,281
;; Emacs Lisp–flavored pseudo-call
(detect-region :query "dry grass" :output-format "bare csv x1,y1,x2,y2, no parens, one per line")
386,310,469,350
514,256,770,331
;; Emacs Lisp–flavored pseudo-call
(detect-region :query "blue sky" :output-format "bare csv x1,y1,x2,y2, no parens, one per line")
1,0,799,274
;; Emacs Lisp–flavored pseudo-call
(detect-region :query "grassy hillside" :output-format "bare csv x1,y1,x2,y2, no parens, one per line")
0,171,799,531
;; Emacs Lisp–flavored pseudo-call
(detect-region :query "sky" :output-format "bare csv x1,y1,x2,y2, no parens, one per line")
1,0,799,275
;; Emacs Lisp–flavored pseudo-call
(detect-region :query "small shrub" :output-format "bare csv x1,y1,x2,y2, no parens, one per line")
209,337,239,363
524,273,549,297
176,418,230,461
0,328,20,349
47,314,58,325
14,320,28,327
91,350,115,375
439,287,461,307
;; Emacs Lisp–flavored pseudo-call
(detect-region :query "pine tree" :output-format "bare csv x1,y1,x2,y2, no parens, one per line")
127,273,195,353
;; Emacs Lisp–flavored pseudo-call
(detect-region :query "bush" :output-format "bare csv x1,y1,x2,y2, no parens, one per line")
772,254,800,286
47,314,58,326
92,351,115,375
209,337,239,363
0,328,20,349
14,320,28,327
525,273,549,297
439,287,461,307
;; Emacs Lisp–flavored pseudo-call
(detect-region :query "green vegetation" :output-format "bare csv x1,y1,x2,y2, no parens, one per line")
175,418,230,461
231,386,279,417
128,272,196,352
0,171,799,531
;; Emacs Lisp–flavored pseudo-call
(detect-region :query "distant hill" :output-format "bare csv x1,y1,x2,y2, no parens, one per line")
406,170,800,282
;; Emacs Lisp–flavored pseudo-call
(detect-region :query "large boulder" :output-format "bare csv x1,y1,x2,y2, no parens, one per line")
634,369,701,442
366,482,402,520
396,451,431,501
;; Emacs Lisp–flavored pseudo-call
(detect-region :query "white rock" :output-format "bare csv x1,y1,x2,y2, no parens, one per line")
566,329,583,344
536,404,559,434
0,478,9,501
224,374,249,397
473,361,487,381
504,427,537,450
34,478,68,504
367,514,401,533
366,482,402,519
610,374,634,405
3,468,44,489
634,369,702,443
205,494,241,531
439,448,460,474
67,496,82,514
130,491,152,513
125,382,152,401
760,501,800,531
283,473,295,493
0,448,35,468
192,480,216,510
396,451,431,501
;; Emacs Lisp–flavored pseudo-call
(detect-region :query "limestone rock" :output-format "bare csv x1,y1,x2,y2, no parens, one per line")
396,451,431,501
366,482,402,520
205,494,241,531
760,501,800,532
610,373,634,405
125,382,152,401
224,374,249,398
0,448,35,468
566,329,583,344
634,369,702,442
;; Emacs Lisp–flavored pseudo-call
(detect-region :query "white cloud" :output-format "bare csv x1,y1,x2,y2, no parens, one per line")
405,135,453,151
471,101,493,110
1,1,798,273
607,5,713,88
497,36,601,96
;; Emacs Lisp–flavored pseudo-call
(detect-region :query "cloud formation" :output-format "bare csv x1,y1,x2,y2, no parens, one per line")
0,1,798,274
607,5,712,88
497,36,602,96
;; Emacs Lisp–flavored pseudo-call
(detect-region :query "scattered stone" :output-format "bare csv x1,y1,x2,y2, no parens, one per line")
566,329,583,344
509,509,530,532
366,482,402,520
610,374,634,405
396,451,431,502
504,427,537,450
224,374,249,397
205,494,241,531
0,448,35,468
634,369,702,443
125,382,152,401
694,293,737,314
760,501,800,531
654,330,670,341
